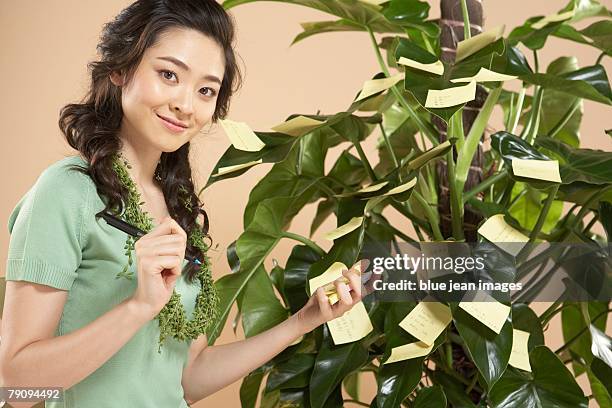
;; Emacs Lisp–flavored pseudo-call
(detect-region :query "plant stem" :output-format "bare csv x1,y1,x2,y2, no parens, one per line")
463,170,508,202
466,372,479,394
281,231,325,257
447,149,465,240
455,86,502,188
510,86,527,134
539,301,572,326
353,138,378,183
366,27,439,145
460,0,471,40
596,51,605,65
582,215,599,235
412,190,444,241
547,99,580,139
379,123,400,169
391,201,432,233
445,342,453,368
529,184,559,242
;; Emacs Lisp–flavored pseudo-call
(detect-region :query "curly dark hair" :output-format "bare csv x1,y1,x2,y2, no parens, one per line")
59,0,243,283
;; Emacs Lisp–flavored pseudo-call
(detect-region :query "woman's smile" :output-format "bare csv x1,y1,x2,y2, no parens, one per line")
156,112,189,133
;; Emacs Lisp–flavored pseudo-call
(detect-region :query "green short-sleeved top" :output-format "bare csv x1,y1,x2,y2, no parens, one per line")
5,155,201,408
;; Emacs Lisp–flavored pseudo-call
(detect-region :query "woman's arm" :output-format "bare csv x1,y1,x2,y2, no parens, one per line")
0,281,153,392
181,269,362,404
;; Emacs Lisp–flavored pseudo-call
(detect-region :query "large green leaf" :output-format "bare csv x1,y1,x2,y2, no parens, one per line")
536,57,584,146
433,371,477,408
561,301,608,376
376,302,426,408
292,18,402,45
414,385,447,408
283,244,321,314
207,194,318,344
310,198,336,238
240,368,267,408
395,38,501,122
224,0,394,28
491,131,612,191
453,305,513,388
586,364,612,408
244,130,328,228
562,0,611,22
508,0,611,50
554,20,612,56
238,265,289,337
508,182,563,234
382,0,439,37
375,103,420,176
521,64,612,105
536,136,612,184
265,353,316,391
511,304,545,349
489,346,588,408
600,201,612,241
508,17,571,50
204,132,298,189
309,326,369,408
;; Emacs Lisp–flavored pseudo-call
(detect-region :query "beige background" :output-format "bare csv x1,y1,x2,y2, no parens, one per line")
1,1,610,407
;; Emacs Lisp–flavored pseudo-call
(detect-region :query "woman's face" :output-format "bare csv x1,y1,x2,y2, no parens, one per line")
112,27,225,153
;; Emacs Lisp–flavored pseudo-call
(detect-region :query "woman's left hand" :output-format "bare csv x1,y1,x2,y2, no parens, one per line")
294,266,362,334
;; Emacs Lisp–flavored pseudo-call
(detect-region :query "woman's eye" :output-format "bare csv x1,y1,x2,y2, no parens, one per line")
200,87,218,97
159,70,177,81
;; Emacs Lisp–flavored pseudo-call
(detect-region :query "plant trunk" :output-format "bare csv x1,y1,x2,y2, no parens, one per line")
434,0,487,242
435,1,486,403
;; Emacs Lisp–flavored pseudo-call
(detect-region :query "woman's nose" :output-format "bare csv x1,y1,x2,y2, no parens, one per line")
170,88,194,116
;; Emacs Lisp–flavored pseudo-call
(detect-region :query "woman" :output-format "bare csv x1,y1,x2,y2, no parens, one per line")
0,1,361,407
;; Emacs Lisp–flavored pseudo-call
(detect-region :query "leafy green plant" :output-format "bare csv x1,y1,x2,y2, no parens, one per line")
203,0,612,406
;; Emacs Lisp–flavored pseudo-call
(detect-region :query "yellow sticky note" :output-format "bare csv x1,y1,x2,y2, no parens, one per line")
271,115,325,137
385,341,433,364
219,119,265,152
478,214,529,256
309,262,346,293
531,10,574,30
322,216,364,241
213,159,263,177
456,25,505,62
383,178,417,196
425,80,476,108
355,73,404,102
328,301,373,345
511,159,562,183
509,329,532,372
397,57,444,76
399,302,452,346
459,292,510,334
451,67,517,83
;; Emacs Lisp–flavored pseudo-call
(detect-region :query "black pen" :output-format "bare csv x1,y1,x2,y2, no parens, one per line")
96,210,202,266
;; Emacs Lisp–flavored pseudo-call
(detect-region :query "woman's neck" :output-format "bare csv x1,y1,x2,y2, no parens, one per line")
119,140,161,192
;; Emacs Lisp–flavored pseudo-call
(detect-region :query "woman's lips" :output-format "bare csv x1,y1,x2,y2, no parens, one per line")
156,114,188,133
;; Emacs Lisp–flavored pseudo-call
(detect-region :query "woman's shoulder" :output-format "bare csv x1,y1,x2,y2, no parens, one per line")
8,155,94,233
41,154,91,184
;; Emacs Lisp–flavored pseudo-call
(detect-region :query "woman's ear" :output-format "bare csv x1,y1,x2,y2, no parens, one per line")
109,70,125,86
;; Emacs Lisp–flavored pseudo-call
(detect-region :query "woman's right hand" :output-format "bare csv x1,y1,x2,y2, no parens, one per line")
130,216,188,318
